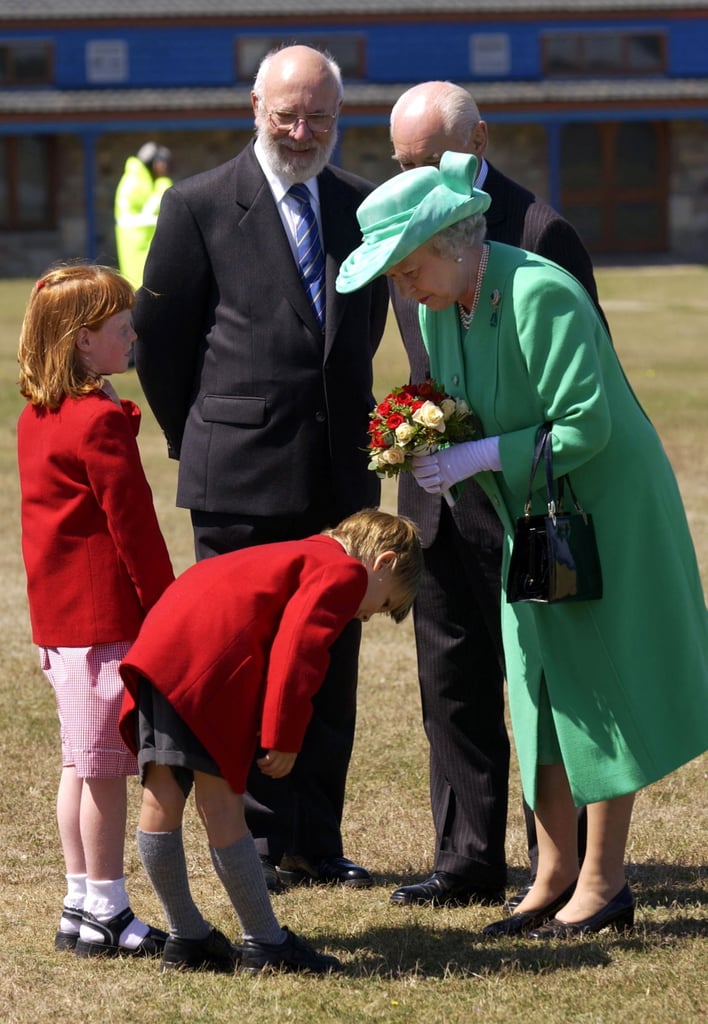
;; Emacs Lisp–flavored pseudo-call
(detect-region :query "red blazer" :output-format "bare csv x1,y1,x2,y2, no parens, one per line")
119,536,367,794
18,392,174,646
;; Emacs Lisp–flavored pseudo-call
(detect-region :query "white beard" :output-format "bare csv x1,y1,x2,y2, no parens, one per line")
256,115,338,184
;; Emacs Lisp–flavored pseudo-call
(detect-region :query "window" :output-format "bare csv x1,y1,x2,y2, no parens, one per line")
0,40,53,85
560,121,668,253
86,39,129,84
0,136,56,229
236,34,365,82
543,31,665,76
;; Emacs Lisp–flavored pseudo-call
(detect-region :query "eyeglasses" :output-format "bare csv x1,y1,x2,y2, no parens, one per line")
267,109,337,134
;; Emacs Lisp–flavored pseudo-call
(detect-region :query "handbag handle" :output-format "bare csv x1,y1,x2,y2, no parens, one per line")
524,422,589,524
523,423,554,518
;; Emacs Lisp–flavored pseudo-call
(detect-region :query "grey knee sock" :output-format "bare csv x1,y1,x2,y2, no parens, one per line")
137,828,211,940
209,832,285,944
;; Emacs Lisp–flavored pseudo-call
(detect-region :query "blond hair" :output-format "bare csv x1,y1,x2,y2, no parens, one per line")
324,509,422,623
18,263,135,409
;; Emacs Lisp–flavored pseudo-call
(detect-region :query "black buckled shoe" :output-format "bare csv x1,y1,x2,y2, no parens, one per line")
54,908,83,952
482,881,577,938
278,855,372,889
161,927,240,973
74,906,168,958
390,871,505,908
240,926,341,974
528,883,635,939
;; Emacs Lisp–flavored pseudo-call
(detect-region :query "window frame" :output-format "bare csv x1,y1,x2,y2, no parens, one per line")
235,33,367,82
0,135,58,231
0,39,54,86
542,29,667,77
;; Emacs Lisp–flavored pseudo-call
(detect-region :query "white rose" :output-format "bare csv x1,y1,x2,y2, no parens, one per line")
412,400,446,433
440,397,456,420
395,422,417,444
381,446,406,465
455,397,470,416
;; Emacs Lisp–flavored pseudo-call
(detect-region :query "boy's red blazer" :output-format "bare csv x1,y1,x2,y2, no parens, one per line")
119,535,367,794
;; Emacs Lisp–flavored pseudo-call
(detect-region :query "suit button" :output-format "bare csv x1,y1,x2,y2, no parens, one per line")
315,410,326,423
452,375,460,385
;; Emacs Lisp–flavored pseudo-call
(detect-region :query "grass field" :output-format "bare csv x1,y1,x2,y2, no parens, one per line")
1,268,706,1023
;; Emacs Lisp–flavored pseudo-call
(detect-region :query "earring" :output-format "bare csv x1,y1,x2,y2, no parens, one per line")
455,257,463,263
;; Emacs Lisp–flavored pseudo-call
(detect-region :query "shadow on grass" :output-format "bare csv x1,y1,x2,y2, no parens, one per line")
326,922,615,978
321,916,708,978
311,861,706,979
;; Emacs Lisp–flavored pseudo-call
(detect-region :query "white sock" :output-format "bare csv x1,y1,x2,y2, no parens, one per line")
81,877,149,949
59,873,87,935
64,872,87,912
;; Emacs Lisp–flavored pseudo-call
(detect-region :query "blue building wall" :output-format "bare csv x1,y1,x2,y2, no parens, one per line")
3,16,707,88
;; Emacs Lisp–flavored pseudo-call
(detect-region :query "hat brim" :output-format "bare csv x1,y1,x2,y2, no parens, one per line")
336,153,491,294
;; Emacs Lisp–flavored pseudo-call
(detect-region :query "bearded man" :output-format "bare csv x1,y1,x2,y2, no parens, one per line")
133,45,388,893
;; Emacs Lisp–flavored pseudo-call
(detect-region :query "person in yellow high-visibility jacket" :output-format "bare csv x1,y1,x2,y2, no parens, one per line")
114,142,173,289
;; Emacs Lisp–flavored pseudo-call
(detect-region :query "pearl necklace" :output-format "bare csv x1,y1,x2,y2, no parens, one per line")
457,244,489,332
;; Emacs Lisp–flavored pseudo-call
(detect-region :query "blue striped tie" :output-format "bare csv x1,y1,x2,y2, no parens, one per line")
288,184,325,329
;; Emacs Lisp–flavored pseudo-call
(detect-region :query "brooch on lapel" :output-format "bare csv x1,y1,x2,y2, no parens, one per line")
490,290,502,327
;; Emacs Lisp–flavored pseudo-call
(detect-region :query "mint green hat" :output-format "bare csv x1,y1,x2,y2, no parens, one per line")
336,151,491,293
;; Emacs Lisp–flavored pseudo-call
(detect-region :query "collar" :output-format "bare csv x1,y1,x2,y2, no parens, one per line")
475,157,489,190
253,135,321,209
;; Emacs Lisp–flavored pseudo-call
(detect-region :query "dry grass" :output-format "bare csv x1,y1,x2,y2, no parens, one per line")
0,270,706,1024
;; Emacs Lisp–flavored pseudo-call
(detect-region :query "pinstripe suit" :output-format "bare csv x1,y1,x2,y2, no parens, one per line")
391,161,602,887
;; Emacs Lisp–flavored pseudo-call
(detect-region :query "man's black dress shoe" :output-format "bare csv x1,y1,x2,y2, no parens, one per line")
259,855,286,894
277,854,372,888
505,882,533,912
390,871,505,908
482,881,577,938
528,883,635,939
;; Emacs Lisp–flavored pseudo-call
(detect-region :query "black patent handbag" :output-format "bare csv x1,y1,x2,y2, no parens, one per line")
506,423,603,604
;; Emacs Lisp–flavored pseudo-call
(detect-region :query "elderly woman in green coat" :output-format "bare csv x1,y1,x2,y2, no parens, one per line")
337,152,708,940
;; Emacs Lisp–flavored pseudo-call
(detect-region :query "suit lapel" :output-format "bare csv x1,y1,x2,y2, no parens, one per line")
319,168,363,357
236,146,323,335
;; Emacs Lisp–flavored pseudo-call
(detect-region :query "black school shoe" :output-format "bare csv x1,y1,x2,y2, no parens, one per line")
74,906,167,958
240,927,341,974
161,927,240,973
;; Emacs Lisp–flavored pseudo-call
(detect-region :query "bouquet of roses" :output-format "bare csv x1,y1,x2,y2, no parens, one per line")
366,379,481,483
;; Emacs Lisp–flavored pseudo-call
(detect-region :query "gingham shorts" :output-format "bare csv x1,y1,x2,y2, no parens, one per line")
40,642,138,778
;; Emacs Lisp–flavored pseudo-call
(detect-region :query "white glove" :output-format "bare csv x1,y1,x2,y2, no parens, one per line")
411,437,501,495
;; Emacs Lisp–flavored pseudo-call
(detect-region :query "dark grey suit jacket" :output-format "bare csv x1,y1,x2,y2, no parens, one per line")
135,141,389,524
393,161,606,547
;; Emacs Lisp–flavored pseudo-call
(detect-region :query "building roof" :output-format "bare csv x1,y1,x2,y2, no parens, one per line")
3,78,708,122
1,0,706,19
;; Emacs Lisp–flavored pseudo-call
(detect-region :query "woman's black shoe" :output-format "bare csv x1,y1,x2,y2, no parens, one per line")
482,881,577,938
528,883,635,939
504,882,533,913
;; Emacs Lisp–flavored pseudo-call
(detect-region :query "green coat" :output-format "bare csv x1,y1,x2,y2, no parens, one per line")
421,241,708,807
114,157,172,289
